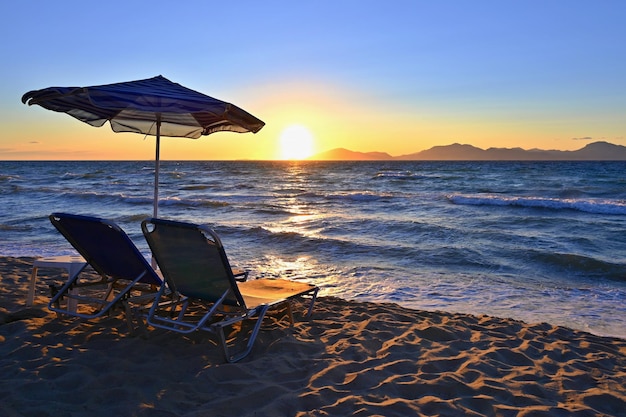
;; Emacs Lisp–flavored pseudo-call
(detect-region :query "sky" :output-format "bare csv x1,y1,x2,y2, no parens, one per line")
1,1,625,160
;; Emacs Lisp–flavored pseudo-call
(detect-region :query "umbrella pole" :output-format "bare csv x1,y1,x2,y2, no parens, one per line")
151,116,161,270
154,115,161,218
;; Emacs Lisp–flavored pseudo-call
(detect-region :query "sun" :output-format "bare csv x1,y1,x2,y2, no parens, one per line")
279,124,315,160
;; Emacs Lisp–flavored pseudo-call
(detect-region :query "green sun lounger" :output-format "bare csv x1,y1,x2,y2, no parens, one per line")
141,217,318,362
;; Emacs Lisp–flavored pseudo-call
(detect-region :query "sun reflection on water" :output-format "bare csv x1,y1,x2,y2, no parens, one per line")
254,255,317,280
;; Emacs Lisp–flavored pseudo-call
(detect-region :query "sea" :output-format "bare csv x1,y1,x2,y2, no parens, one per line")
1,160,625,338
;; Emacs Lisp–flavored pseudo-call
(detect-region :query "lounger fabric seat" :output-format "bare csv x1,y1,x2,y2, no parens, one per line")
48,213,162,324
141,217,318,362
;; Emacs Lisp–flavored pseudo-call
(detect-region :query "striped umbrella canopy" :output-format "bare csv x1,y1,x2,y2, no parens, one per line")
22,75,265,217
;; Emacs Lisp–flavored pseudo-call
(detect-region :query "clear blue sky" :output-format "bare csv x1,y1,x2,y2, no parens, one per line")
2,1,625,160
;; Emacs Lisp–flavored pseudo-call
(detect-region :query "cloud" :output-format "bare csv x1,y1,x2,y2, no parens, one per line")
29,141,39,144
572,136,593,141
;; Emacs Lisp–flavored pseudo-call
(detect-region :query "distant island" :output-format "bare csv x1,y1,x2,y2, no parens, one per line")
308,141,626,161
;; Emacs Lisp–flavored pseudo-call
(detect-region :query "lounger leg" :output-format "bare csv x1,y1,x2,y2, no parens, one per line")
49,285,63,318
218,306,270,363
304,288,319,318
127,303,149,336
124,300,137,334
286,302,294,326
27,267,38,306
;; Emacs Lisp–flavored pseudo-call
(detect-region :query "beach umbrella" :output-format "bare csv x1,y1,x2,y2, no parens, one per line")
22,75,265,217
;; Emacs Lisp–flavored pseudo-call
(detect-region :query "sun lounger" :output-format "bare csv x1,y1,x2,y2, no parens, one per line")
48,213,162,328
141,217,319,362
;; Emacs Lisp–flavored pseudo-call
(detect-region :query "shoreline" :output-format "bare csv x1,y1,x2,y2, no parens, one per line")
2,256,625,416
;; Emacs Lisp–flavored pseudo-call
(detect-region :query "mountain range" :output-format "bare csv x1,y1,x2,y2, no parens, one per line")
308,141,626,161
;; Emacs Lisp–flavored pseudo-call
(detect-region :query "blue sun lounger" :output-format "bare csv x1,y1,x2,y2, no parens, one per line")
141,217,318,362
48,213,163,327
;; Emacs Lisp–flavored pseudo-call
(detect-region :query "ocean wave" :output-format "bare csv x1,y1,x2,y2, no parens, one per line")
60,171,106,180
0,184,22,194
326,191,394,202
0,174,20,182
231,225,375,256
252,207,298,216
119,194,154,204
39,188,230,209
273,187,310,195
47,189,142,205
447,194,626,215
157,197,230,208
180,185,212,191
373,170,417,180
530,251,626,282
0,223,31,232
115,213,152,223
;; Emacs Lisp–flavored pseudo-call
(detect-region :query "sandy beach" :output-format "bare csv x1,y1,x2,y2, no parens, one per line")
1,256,625,416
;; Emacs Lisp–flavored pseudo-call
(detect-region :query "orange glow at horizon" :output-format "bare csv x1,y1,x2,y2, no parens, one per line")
5,79,623,161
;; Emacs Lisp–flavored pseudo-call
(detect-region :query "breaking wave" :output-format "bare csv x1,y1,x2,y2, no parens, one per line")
447,194,626,215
